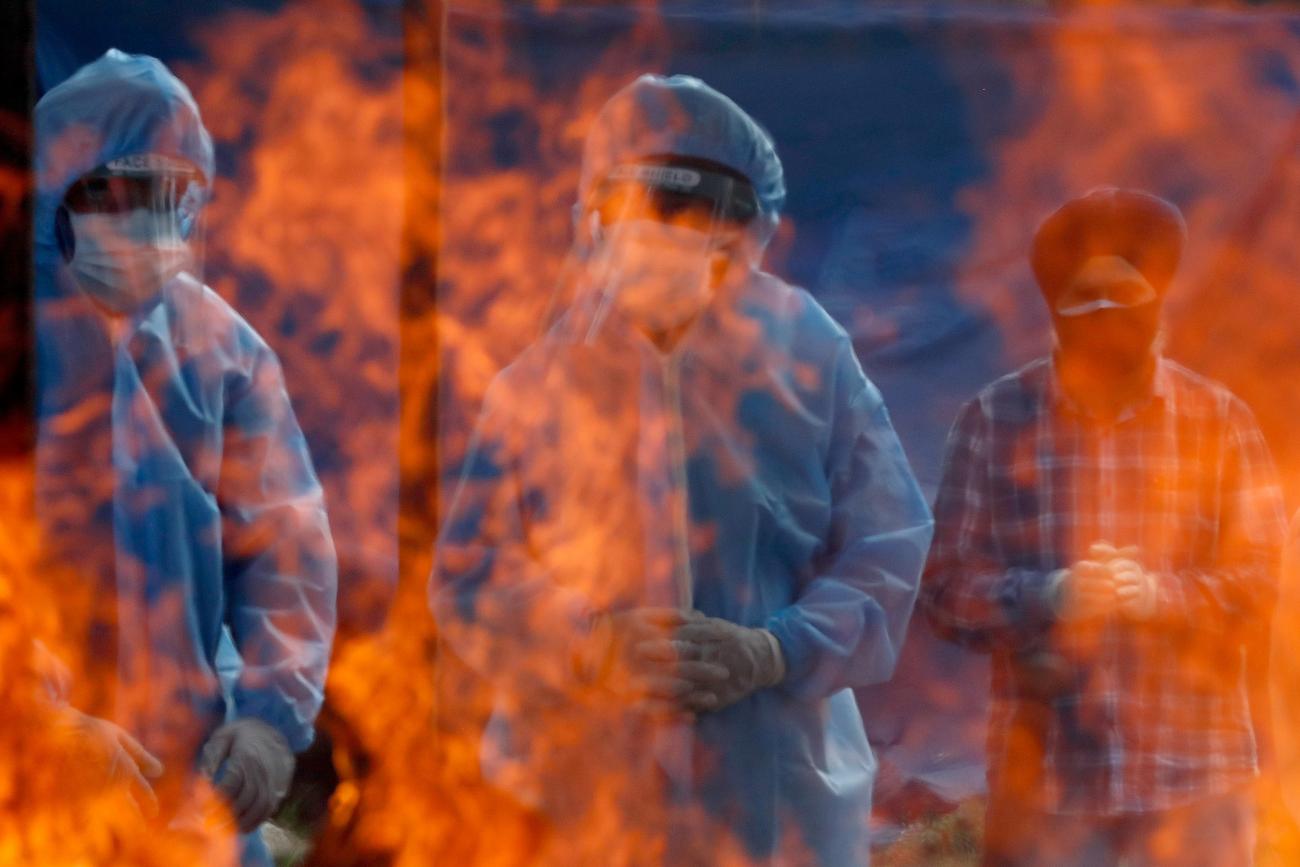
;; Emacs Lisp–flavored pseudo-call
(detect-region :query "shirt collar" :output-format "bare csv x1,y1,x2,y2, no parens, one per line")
1046,352,1171,422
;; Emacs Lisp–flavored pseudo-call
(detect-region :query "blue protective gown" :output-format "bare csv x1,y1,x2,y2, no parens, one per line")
34,50,336,865
431,268,934,865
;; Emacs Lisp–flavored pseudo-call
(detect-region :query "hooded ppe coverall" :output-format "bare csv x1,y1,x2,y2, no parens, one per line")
432,74,933,866
34,50,336,865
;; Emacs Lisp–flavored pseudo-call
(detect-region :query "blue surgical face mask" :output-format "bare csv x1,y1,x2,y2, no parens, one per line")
1053,300,1161,375
66,208,191,315
591,218,722,332
1053,254,1158,318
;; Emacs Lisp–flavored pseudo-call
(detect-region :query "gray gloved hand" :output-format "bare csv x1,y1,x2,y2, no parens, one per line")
56,707,163,817
199,718,295,832
572,607,729,716
674,616,786,713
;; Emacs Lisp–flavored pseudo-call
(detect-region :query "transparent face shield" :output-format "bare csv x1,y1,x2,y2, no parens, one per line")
544,162,758,345
55,154,208,321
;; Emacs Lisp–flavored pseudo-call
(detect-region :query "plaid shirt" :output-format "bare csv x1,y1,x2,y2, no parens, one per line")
922,356,1285,815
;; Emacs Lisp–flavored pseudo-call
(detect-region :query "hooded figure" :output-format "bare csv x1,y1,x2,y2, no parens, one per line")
34,50,336,865
431,74,933,866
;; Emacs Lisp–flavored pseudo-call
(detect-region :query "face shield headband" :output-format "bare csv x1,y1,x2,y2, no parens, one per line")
591,162,760,228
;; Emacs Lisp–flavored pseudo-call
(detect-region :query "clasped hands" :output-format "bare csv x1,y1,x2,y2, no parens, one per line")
1051,542,1158,623
572,608,785,717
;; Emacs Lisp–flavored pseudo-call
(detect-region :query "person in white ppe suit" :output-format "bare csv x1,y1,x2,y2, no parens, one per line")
34,50,337,866
431,74,933,866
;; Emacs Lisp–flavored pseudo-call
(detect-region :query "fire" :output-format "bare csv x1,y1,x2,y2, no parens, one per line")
183,0,827,861
944,3,1300,863
0,435,238,862
16,0,1300,864
178,0,1300,862
951,4,1300,418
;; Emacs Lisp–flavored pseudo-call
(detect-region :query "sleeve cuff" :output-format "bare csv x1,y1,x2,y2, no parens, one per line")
759,628,787,687
1021,568,1066,631
765,611,814,694
759,626,785,686
232,686,316,753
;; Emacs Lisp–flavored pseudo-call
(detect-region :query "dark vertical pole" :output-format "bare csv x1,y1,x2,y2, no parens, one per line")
305,2,442,864
399,0,442,610
0,0,34,462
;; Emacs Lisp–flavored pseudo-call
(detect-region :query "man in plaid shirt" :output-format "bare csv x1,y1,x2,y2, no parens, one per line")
923,188,1285,866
